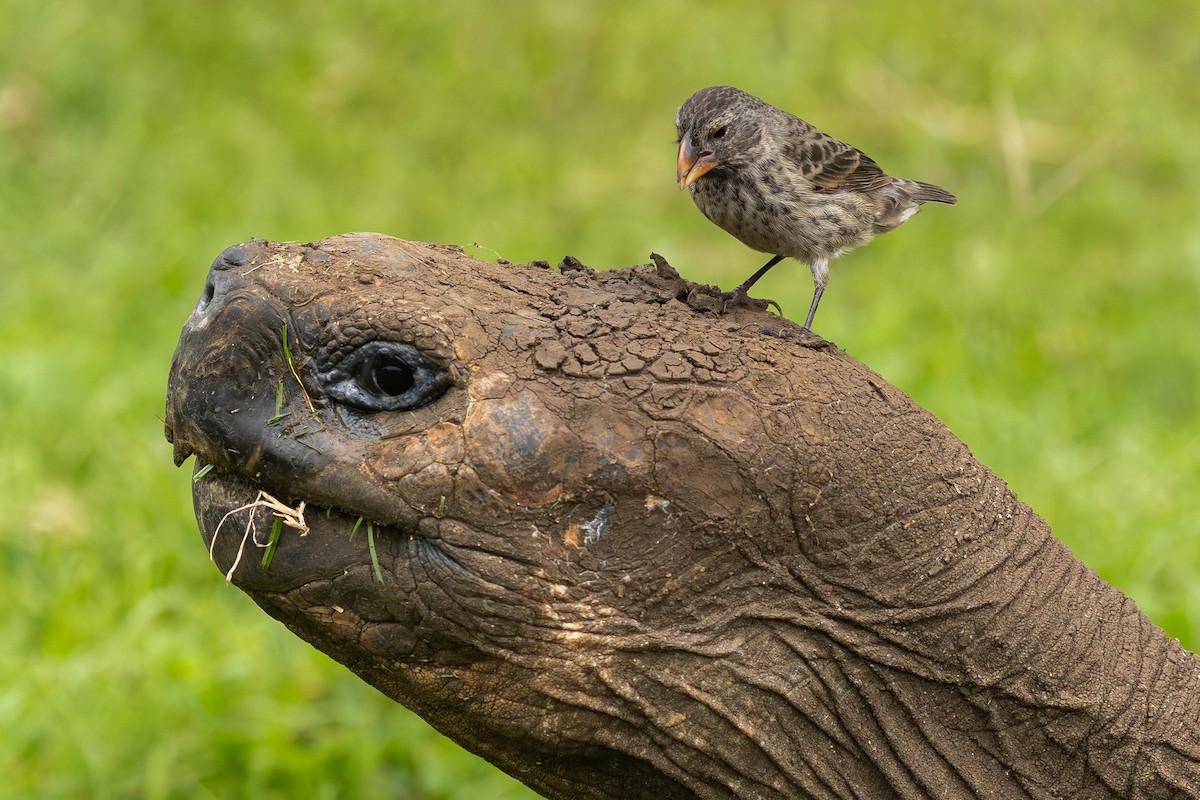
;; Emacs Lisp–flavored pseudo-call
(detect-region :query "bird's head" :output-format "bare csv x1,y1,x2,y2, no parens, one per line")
675,86,764,190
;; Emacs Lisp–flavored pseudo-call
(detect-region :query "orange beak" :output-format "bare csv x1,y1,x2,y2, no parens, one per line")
676,131,717,189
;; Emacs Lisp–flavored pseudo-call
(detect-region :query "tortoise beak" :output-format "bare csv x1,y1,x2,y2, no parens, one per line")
676,131,717,189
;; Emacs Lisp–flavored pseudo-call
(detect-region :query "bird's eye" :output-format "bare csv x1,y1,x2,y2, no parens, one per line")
712,126,727,140
322,341,451,412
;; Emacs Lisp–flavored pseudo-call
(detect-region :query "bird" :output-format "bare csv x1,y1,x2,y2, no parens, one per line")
675,85,956,335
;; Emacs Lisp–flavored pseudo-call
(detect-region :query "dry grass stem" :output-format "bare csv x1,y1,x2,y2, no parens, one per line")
210,490,309,583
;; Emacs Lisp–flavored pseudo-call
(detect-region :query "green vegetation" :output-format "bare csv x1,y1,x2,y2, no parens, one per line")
2,1,1197,797
262,516,283,571
367,521,384,585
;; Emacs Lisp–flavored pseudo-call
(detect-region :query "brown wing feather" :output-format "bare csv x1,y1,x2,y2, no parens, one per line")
780,122,894,193
828,150,894,192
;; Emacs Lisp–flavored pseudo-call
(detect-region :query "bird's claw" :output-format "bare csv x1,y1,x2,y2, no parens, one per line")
719,287,782,316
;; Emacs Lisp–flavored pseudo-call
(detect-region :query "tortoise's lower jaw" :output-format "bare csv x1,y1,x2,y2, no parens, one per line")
191,465,395,594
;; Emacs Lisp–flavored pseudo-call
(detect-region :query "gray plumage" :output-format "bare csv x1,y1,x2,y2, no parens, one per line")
675,85,956,333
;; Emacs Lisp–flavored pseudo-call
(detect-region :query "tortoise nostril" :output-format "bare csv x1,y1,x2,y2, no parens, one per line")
194,277,217,315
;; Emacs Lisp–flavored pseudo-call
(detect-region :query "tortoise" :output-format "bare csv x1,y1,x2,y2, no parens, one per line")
165,233,1200,799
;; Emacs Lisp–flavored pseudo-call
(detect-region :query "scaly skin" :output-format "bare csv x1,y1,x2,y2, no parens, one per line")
165,234,1200,799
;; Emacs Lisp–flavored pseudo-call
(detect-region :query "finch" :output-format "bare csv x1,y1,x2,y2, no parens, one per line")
675,85,956,334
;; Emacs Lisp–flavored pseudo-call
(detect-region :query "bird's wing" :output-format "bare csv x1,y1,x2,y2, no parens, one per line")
781,125,894,193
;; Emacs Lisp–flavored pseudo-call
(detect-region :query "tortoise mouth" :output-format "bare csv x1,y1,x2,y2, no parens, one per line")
191,462,409,593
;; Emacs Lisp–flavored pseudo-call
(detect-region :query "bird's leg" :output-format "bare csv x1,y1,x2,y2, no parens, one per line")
721,254,785,314
722,253,828,344
801,257,829,332
735,254,784,294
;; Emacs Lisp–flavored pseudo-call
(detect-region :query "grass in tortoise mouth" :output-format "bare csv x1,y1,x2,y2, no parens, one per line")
196,462,388,584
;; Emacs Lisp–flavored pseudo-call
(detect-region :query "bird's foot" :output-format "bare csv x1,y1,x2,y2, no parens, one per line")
681,283,783,317
719,286,782,316
739,322,832,349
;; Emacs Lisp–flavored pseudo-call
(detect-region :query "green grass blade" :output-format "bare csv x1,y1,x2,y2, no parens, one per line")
261,516,284,569
367,521,384,583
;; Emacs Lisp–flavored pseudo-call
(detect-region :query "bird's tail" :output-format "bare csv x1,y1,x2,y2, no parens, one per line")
909,180,957,206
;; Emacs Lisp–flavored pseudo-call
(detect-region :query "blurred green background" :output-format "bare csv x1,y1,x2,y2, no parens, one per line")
2,0,1198,797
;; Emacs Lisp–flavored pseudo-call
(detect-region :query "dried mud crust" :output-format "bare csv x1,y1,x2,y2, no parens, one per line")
165,234,1200,800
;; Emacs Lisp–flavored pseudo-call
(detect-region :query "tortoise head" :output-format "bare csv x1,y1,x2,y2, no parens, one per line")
164,233,818,798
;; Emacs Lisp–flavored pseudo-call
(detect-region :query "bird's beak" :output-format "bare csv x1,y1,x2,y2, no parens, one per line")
676,132,717,189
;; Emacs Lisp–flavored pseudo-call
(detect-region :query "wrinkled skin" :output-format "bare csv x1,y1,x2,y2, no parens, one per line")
165,234,1200,799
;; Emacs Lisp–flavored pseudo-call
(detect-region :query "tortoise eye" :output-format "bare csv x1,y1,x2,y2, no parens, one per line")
322,341,451,412
360,350,416,398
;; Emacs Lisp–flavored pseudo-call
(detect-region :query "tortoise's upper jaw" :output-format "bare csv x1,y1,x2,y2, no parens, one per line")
164,241,325,492
165,243,258,471
164,419,193,466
